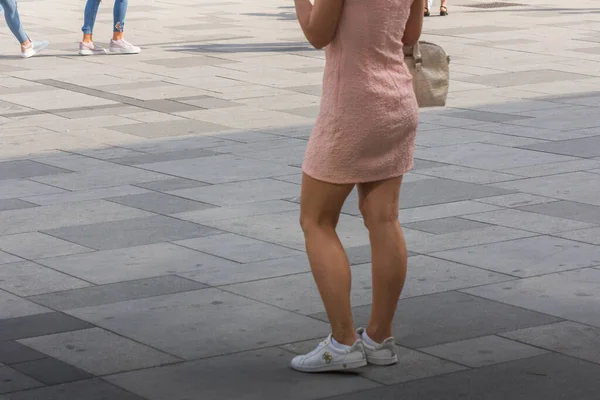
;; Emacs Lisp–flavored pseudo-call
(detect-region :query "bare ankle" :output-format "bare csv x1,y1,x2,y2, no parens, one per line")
366,326,392,343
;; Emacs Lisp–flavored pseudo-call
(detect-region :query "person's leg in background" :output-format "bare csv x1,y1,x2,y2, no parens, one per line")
79,0,107,55
425,0,433,16
440,0,448,16
109,0,141,54
0,0,48,58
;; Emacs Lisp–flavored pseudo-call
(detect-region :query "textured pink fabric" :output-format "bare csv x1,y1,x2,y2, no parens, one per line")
303,0,419,184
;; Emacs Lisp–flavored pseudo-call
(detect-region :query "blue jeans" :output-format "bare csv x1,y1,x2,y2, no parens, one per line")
0,0,28,43
82,0,128,34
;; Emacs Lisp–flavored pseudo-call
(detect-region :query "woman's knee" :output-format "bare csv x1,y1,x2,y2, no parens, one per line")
299,211,338,234
360,201,399,229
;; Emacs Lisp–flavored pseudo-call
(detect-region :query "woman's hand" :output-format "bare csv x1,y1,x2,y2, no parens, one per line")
294,0,344,50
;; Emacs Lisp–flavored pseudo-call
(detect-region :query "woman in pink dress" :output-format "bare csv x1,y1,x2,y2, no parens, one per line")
291,0,423,372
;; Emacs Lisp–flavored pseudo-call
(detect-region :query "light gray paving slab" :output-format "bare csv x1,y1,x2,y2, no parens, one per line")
282,339,466,384
433,235,600,277
106,347,378,400
460,70,594,88
475,193,557,208
43,215,221,251
179,254,310,286
398,200,502,224
556,227,600,245
20,328,179,376
27,275,207,311
493,172,600,206
108,148,218,166
416,143,575,171
501,321,600,364
107,192,214,214
21,185,152,206
0,290,51,320
174,96,240,109
0,233,92,260
139,154,299,184
0,251,23,265
502,159,600,178
37,243,235,284
175,233,302,263
28,153,124,172
0,200,152,236
0,179,65,200
420,335,548,368
111,119,232,139
67,289,330,359
462,209,595,234
133,178,209,192
0,261,90,297
510,106,600,131
521,136,600,158
173,200,299,223
416,165,521,184
0,160,71,180
462,268,600,328
169,178,300,206
30,166,173,191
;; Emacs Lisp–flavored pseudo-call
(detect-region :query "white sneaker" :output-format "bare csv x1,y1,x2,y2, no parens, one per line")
290,334,367,373
109,39,141,54
21,40,49,59
357,327,398,366
79,41,107,56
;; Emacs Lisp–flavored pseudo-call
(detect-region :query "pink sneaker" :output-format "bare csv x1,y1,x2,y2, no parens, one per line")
109,39,141,55
79,42,107,56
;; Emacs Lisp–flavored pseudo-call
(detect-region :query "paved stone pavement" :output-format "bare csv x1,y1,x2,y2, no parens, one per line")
1,0,600,399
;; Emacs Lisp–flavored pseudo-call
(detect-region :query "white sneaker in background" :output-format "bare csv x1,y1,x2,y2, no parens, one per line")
290,334,367,373
109,39,141,55
357,327,398,366
79,41,107,56
21,40,49,59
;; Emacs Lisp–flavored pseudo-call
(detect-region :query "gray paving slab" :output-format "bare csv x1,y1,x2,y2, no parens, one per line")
0,312,93,342
521,136,600,158
107,191,214,214
0,261,90,297
21,185,152,206
0,251,23,266
0,367,42,395
501,321,600,365
133,178,209,192
0,342,46,365
0,161,71,180
37,243,235,285
405,217,492,234
326,354,600,400
0,233,92,260
27,275,206,311
106,347,379,400
11,358,93,385
517,200,600,225
67,289,330,360
311,291,562,348
111,120,232,139
462,268,600,328
420,335,548,368
42,215,222,250
432,235,600,277
556,227,600,245
20,328,179,376
0,200,36,212
0,180,65,201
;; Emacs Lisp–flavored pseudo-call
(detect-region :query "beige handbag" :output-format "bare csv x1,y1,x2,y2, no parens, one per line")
404,41,450,108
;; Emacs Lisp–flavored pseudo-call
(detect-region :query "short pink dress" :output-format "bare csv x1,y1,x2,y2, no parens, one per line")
303,0,419,184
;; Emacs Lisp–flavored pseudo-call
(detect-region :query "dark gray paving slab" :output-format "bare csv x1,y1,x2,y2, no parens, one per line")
420,335,548,368
0,342,46,365
107,192,214,214
522,136,600,158
11,358,92,385
174,199,299,223
432,236,600,277
311,291,562,348
0,200,36,212
20,328,179,375
326,354,600,400
0,313,92,341
438,109,532,123
0,161,71,180
281,338,465,385
67,289,330,359
175,233,302,263
37,242,234,285
405,217,491,234
42,216,222,250
0,367,42,395
463,268,600,328
108,148,218,166
27,275,206,311
2,378,146,400
517,200,600,224
133,178,209,192
501,321,600,365
106,347,379,400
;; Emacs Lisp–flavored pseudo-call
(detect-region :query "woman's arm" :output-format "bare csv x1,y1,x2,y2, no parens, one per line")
294,0,344,50
403,0,424,46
